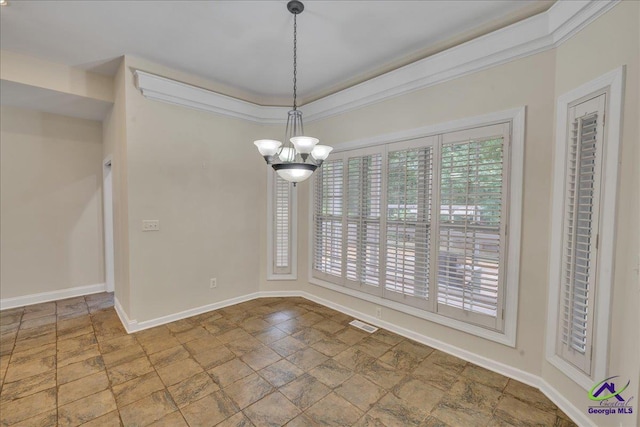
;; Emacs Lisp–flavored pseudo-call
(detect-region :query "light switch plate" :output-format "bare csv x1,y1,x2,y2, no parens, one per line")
142,220,160,231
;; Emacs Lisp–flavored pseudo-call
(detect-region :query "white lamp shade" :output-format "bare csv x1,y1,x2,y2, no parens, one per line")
276,167,314,183
254,139,282,156
311,145,333,161
279,147,296,162
290,136,319,154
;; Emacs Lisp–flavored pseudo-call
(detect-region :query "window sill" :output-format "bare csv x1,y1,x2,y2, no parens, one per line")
309,275,516,347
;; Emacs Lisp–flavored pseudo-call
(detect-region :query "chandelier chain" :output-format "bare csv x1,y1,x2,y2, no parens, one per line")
293,13,297,110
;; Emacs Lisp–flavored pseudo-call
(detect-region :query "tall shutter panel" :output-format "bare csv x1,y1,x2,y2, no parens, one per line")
385,147,432,307
558,94,605,374
274,174,292,272
313,159,344,280
346,154,382,291
437,124,508,330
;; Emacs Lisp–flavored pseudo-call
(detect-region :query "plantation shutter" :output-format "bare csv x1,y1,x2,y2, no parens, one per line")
273,174,293,274
558,94,606,374
313,158,344,282
384,140,434,309
345,152,382,294
436,123,510,330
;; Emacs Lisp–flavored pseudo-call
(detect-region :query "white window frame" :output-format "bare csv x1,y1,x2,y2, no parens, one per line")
309,108,525,346
546,67,624,390
267,167,297,280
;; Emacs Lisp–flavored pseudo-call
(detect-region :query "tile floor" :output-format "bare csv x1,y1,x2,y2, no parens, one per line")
0,293,576,426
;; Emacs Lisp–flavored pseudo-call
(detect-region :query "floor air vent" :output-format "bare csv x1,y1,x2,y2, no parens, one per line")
349,320,378,333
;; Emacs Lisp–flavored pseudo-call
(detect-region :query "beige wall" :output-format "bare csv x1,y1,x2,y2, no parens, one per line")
546,2,640,426
121,56,265,322
0,50,113,104
0,107,104,298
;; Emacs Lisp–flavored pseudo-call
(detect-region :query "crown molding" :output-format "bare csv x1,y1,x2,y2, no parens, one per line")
133,1,619,124
134,70,290,124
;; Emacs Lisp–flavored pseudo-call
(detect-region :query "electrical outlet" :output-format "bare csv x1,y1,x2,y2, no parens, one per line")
210,278,217,289
376,306,382,319
142,220,160,231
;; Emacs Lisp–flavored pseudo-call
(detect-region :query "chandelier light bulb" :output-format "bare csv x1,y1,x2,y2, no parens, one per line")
279,147,296,162
254,139,282,156
290,136,319,154
311,145,333,161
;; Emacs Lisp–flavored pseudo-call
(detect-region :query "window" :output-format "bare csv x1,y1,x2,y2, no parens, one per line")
311,114,522,343
546,67,623,389
267,170,297,280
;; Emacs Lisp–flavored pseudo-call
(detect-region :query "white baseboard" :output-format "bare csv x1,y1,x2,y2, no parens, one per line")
114,292,263,333
0,283,106,310
113,289,587,426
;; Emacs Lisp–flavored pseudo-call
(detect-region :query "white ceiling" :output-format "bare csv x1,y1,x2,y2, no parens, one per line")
0,0,553,106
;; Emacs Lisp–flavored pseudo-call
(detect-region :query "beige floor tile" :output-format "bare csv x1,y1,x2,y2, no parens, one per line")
309,358,354,388
504,379,557,413
286,347,328,371
461,364,509,390
58,389,117,427
181,390,238,427
119,389,178,426
174,326,211,344
208,358,255,387
0,295,583,427
305,392,363,426
258,358,304,387
107,355,154,386
280,373,331,410
253,326,289,344
57,355,105,385
168,371,219,407
493,395,557,426
310,337,349,357
0,387,56,425
216,411,253,427
156,357,203,386
291,327,329,346
244,391,300,427
240,345,282,371
192,345,236,370
394,376,444,414
148,344,191,368
224,373,274,409
77,410,122,427
4,354,56,383
361,360,406,390
0,371,55,402
269,335,307,357
368,392,429,427
58,370,109,405
9,408,57,427
335,374,387,412
112,370,166,407
147,410,189,427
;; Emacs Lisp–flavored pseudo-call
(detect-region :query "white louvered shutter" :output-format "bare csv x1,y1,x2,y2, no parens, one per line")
436,124,510,330
273,174,293,274
313,158,344,282
345,152,382,294
558,94,606,374
384,142,433,308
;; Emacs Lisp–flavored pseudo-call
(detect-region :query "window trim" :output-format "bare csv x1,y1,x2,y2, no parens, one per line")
267,167,298,281
308,107,525,347
546,67,624,390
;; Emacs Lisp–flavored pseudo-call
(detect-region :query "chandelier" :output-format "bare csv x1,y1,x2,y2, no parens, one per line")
253,0,332,185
